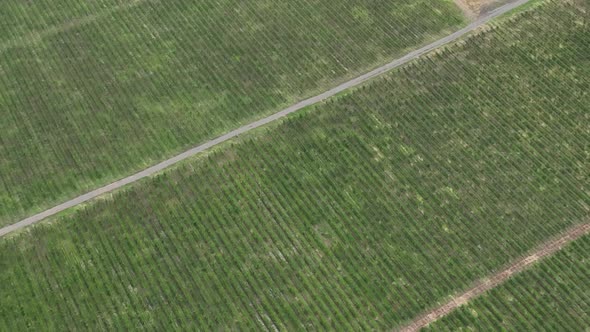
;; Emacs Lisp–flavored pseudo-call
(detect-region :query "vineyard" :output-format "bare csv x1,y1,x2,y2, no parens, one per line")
0,0,589,330
0,0,464,226
426,234,590,331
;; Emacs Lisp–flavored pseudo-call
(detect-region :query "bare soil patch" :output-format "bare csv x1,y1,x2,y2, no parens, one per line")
454,0,514,19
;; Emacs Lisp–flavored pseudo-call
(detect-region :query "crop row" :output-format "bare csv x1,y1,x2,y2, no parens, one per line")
0,0,129,45
0,0,464,226
0,0,588,330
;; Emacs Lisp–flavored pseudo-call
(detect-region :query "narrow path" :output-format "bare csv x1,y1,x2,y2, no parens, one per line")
398,222,590,332
0,0,531,238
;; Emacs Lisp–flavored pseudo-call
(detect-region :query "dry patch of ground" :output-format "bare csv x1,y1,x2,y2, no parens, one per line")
454,0,512,19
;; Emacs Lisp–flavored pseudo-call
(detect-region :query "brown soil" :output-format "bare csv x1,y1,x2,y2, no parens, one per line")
398,222,590,332
454,0,508,19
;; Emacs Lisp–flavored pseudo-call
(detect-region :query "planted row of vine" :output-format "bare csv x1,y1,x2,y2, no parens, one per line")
0,0,588,330
0,0,465,226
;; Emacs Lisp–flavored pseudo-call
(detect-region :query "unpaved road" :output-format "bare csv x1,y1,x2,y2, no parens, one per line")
398,222,590,332
0,0,531,238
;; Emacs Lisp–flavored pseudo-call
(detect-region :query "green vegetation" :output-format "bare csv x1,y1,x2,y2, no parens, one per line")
426,234,590,331
0,0,464,226
0,0,588,330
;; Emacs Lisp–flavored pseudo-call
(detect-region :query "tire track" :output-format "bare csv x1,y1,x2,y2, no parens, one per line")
398,222,590,332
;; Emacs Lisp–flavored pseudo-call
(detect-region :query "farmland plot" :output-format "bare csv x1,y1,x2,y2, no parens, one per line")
426,234,590,331
0,0,464,226
0,0,588,330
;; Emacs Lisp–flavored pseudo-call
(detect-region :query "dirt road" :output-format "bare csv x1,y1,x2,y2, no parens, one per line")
0,0,531,238
398,222,590,331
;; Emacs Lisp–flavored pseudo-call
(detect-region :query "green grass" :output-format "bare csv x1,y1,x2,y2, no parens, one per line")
0,0,588,330
0,0,465,226
426,233,590,331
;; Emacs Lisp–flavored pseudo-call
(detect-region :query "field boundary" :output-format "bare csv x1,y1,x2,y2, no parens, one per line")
0,0,531,238
398,222,590,331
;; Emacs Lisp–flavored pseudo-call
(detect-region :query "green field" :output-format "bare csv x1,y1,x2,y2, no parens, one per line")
426,234,590,331
0,0,464,226
0,0,589,330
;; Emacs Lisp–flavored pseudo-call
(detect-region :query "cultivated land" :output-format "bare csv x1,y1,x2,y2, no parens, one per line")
0,0,531,237
0,0,588,330
426,233,590,331
0,0,464,226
